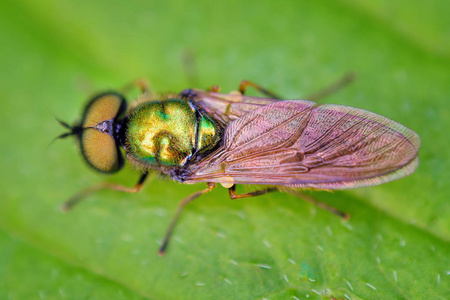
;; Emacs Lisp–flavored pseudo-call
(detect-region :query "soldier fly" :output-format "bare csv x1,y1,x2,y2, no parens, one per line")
56,77,420,254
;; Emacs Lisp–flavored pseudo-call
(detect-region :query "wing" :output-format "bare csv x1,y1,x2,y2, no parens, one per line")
187,89,281,124
184,100,420,189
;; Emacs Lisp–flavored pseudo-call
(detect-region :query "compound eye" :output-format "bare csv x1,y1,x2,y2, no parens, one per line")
82,93,126,127
81,128,123,173
79,92,127,173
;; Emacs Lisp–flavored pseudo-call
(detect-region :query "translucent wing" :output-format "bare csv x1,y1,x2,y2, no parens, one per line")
187,89,280,124
184,100,420,189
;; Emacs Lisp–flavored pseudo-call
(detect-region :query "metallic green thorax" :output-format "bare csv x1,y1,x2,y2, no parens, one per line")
126,99,220,167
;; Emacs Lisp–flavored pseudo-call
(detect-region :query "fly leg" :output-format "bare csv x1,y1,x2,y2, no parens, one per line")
228,185,278,199
238,80,282,99
120,78,151,94
182,49,199,88
179,84,220,99
159,183,216,255
287,190,350,220
305,72,356,101
229,185,349,220
209,85,221,92
61,172,149,211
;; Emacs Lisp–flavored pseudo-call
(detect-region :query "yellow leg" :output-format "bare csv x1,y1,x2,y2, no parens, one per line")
288,190,350,220
159,183,216,255
228,185,277,199
238,80,282,99
61,172,149,211
120,78,151,94
305,72,356,101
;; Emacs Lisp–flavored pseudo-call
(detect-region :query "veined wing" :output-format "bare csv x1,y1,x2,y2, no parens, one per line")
187,89,281,124
184,100,420,189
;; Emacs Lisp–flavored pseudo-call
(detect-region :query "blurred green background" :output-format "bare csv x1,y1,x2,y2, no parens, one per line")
1,0,449,299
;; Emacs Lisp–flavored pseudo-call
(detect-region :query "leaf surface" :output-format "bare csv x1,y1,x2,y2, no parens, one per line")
1,0,449,299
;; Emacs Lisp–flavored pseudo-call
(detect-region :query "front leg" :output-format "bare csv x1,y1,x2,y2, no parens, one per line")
61,172,149,211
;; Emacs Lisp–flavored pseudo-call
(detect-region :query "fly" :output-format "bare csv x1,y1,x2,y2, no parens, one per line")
55,76,420,254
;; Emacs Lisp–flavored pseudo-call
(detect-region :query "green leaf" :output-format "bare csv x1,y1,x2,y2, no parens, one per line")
0,231,146,300
1,0,449,299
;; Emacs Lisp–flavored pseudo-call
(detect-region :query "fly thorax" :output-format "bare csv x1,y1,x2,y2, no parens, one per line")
126,99,220,167
197,114,220,153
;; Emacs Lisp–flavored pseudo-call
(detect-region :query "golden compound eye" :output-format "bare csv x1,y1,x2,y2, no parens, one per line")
80,128,122,173
82,93,126,128
78,92,126,173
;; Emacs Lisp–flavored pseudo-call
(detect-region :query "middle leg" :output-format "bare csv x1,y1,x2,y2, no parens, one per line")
228,185,278,199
